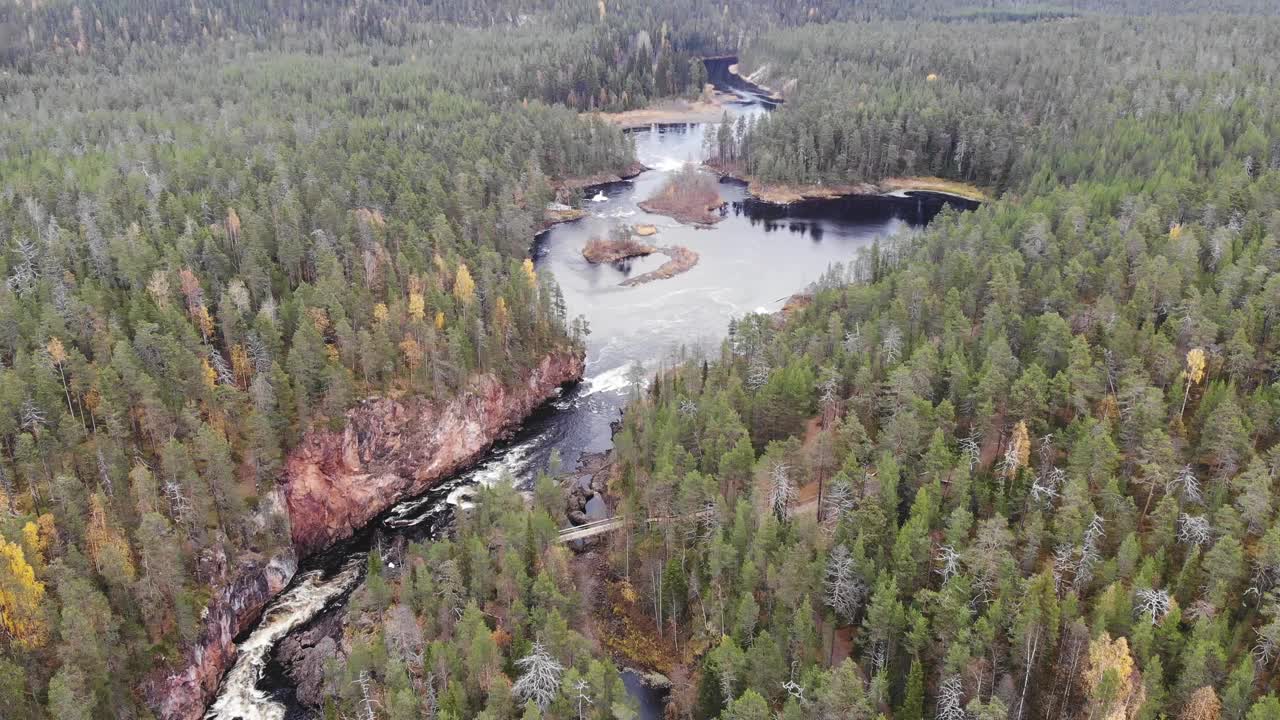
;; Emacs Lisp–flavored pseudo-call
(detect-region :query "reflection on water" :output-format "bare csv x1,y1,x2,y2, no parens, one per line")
513,119,955,479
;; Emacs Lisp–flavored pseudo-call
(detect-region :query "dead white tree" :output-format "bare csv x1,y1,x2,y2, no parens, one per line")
769,462,795,520
1052,543,1076,594
821,479,856,535
1177,514,1213,547
678,398,698,418
1028,468,1062,508
209,349,235,385
1134,588,1172,625
936,545,962,585
354,671,379,720
7,236,39,297
1074,514,1105,591
824,544,866,622
512,642,563,710
782,662,807,705
937,675,966,720
843,324,864,354
960,431,981,471
746,359,771,391
571,678,593,720
20,397,47,432
1167,464,1203,504
881,325,903,364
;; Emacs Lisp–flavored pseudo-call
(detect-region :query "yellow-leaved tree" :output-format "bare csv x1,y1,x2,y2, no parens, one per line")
408,275,426,320
1181,687,1221,720
1082,633,1143,720
1004,420,1031,477
0,536,48,649
1181,347,1207,418
454,263,475,305
87,494,136,583
522,258,537,288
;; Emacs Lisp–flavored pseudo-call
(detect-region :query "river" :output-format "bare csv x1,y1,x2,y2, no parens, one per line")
204,64,975,720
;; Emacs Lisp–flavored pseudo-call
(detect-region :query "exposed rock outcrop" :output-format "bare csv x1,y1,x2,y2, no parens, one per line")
146,551,298,720
285,348,585,556
150,349,582,720
275,606,347,706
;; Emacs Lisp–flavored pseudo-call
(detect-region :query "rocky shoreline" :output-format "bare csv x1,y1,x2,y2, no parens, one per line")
556,161,648,194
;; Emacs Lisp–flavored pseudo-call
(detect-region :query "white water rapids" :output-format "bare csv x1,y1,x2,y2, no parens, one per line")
203,556,365,720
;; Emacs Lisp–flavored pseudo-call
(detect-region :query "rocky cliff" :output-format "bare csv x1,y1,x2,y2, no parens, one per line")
146,551,297,720
150,348,583,720
284,347,585,556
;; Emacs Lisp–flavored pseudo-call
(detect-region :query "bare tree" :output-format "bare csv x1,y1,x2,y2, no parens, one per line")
843,324,864,354
881,325,903,364
824,544,866,622
354,671,379,720
571,678,593,720
20,397,47,432
1074,514,1105,591
1134,588,1172,625
1168,464,1203,504
512,642,563,710
937,675,966,720
822,479,855,535
678,398,698,418
769,462,795,520
1177,514,1213,547
746,359,771,391
960,431,981,471
936,545,962,585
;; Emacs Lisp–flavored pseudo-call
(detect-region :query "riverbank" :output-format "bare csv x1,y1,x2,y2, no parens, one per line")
591,90,736,130
878,175,990,202
557,161,648,194
726,61,785,103
707,160,988,204
592,55,785,130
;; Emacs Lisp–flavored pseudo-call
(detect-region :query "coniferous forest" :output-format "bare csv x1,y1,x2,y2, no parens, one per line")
3,1,1280,720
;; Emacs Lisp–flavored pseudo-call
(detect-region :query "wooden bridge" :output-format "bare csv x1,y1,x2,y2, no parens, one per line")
556,516,629,543
556,509,714,543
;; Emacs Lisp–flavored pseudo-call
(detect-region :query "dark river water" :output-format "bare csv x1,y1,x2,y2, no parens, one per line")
204,71,975,720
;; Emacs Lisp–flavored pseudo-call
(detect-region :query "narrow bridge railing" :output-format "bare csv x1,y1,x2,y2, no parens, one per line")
555,509,714,543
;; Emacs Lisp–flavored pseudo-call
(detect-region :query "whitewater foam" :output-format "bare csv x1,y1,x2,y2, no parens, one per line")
204,557,365,720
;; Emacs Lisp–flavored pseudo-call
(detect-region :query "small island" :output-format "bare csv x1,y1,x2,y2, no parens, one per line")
638,166,726,225
581,225,699,287
582,233,657,263
619,245,700,287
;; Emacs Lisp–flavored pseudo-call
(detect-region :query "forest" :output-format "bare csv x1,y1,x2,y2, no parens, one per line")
2,1,1280,720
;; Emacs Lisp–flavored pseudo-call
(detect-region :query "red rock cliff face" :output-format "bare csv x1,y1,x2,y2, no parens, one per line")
285,348,585,556
145,551,297,720
148,349,582,720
